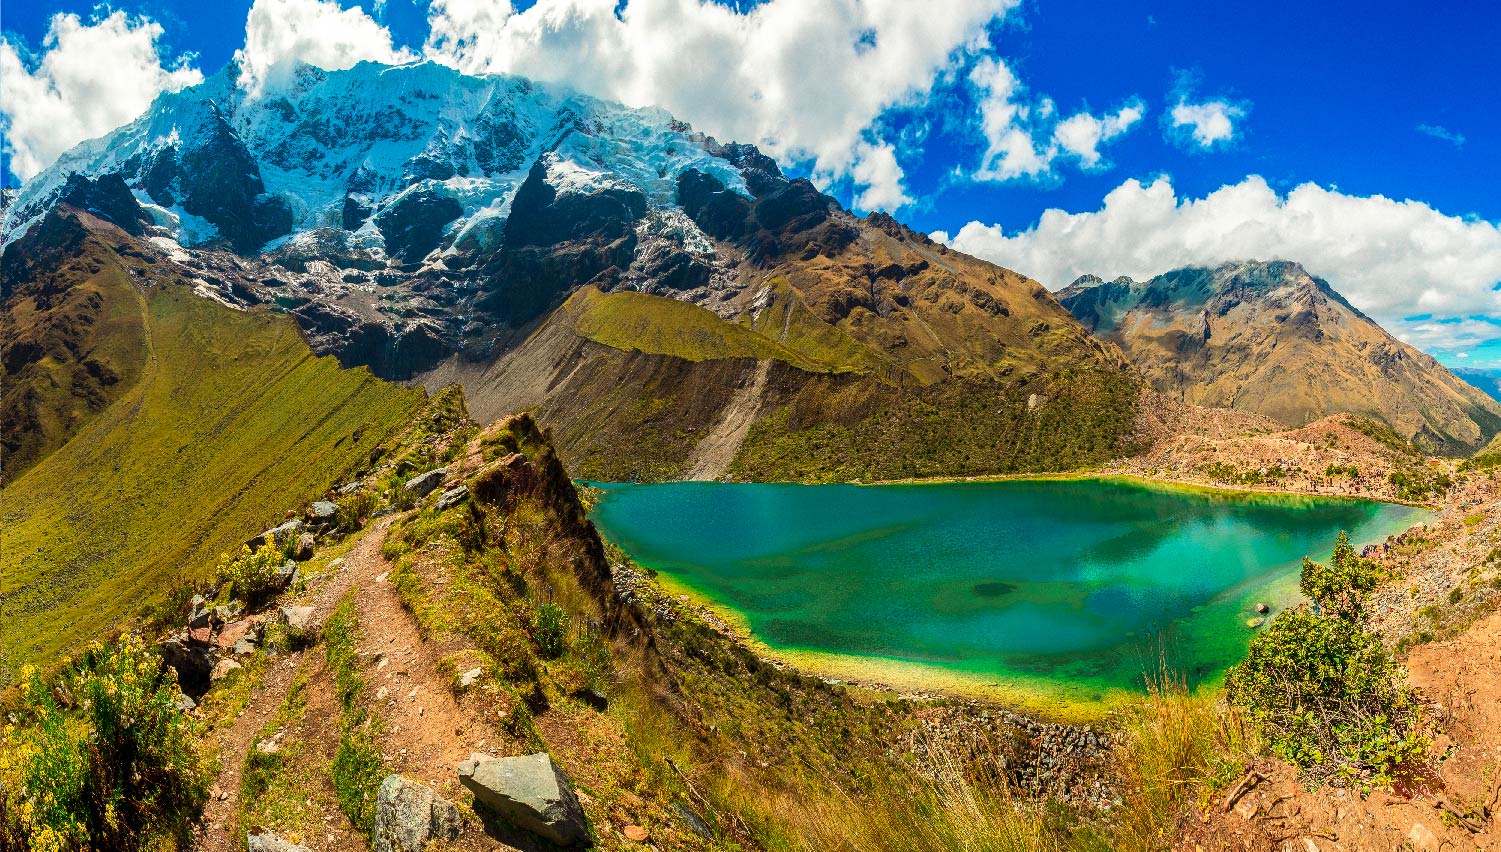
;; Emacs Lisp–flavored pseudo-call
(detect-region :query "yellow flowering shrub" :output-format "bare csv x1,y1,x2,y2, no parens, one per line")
218,542,286,606
0,636,212,851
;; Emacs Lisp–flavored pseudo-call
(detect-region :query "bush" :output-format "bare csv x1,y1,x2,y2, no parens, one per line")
1298,531,1386,618
1228,537,1424,787
335,490,379,533
532,603,569,659
1225,610,1424,787
218,543,286,607
1388,467,1453,502
0,636,212,851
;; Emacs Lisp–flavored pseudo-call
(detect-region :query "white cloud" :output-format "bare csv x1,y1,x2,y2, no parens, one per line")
1416,123,1465,147
941,175,1501,352
424,0,1019,210
237,0,416,95
1052,101,1143,168
1169,99,1243,148
850,140,912,211
968,55,1143,181
0,11,202,181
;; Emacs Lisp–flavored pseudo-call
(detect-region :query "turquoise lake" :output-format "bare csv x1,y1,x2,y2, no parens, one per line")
588,479,1428,710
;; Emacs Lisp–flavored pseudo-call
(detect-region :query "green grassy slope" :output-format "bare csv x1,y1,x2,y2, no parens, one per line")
0,281,423,678
565,286,872,374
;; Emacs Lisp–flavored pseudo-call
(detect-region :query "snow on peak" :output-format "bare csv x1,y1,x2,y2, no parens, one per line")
4,60,752,255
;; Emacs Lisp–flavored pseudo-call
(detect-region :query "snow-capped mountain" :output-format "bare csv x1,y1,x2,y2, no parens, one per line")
4,60,747,257
5,58,1143,481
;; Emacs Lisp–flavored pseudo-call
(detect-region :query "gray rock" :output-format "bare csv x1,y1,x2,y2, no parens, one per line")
435,485,469,511
337,480,365,495
309,500,339,522
273,561,300,590
233,637,258,656
404,467,448,497
214,600,244,623
280,605,316,634
373,775,464,852
174,692,197,712
293,532,315,561
188,595,212,629
457,753,587,846
1255,602,1270,614
674,802,713,839
248,519,305,552
458,667,483,689
247,828,309,852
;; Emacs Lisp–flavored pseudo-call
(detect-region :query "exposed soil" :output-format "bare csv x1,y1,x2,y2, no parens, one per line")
684,359,770,480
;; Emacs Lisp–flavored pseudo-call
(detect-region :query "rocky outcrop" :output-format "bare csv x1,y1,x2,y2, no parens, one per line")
403,467,447,497
57,174,150,236
457,752,588,846
376,188,462,261
373,775,463,852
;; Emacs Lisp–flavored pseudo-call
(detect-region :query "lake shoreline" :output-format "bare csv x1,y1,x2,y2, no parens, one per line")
591,476,1436,722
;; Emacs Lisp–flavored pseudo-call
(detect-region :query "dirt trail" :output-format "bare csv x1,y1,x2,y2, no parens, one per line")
347,532,502,821
684,359,770,480
195,520,395,851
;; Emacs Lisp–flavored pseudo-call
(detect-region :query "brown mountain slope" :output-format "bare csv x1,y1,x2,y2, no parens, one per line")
437,211,1140,482
1058,260,1501,455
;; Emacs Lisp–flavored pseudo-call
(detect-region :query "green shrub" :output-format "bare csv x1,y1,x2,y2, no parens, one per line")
1324,463,1359,478
0,636,212,851
1225,610,1424,787
218,543,286,607
1298,532,1386,619
335,490,379,533
1388,467,1453,502
532,603,570,659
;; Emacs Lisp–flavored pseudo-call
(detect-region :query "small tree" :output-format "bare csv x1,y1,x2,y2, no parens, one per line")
1227,533,1424,787
1298,531,1385,619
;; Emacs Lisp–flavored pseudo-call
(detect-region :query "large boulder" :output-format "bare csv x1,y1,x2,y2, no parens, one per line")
159,636,215,696
373,775,463,852
403,467,447,497
457,753,587,846
247,519,304,552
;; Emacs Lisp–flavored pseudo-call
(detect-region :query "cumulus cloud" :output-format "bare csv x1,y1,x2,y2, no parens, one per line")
1169,99,1244,148
237,0,416,95
423,0,1020,210
0,11,202,181
968,55,1144,181
940,175,1501,352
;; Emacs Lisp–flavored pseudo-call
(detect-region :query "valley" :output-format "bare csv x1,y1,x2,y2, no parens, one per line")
1,50,1499,852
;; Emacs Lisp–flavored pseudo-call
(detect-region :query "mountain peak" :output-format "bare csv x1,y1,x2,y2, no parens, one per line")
1058,260,1501,453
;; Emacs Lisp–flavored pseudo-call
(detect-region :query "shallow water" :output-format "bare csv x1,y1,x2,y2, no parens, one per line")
589,479,1427,707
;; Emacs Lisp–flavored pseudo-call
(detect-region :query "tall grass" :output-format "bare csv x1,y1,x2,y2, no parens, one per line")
1109,673,1258,852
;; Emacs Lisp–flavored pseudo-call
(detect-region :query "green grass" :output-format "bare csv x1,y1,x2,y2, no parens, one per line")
566,286,859,373
324,593,387,840
0,282,423,681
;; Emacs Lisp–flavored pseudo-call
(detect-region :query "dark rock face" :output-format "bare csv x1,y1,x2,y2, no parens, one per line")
501,160,647,248
482,159,648,325
676,169,751,241
57,174,150,236
136,108,292,252
376,189,463,261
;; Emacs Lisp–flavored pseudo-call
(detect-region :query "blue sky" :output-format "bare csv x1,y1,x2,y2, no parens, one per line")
4,0,1501,364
